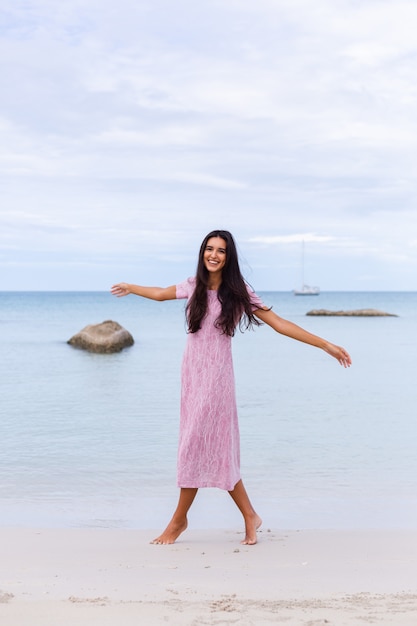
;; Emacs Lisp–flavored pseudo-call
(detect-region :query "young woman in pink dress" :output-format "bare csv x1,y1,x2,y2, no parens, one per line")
111,230,351,545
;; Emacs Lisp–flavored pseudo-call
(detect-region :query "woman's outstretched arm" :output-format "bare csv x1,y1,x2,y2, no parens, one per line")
111,283,177,301
254,307,352,368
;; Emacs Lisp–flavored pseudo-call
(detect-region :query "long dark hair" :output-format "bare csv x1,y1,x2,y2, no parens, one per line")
186,230,262,336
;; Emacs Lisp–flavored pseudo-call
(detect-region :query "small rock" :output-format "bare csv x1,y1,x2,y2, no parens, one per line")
68,320,134,353
306,308,398,317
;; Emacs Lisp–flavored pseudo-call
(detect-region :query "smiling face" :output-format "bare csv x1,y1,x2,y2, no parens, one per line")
203,236,227,276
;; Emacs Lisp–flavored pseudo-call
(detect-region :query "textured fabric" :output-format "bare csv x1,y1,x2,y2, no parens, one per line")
175,277,265,491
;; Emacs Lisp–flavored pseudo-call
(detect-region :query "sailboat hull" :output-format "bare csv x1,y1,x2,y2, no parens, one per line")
293,285,320,296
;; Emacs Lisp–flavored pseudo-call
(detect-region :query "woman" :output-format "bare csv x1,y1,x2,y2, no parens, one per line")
111,230,351,545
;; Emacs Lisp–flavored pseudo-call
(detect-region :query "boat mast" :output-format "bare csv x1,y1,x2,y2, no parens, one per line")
301,239,305,288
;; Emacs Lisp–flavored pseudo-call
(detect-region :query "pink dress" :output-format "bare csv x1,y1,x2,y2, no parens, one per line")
176,277,265,491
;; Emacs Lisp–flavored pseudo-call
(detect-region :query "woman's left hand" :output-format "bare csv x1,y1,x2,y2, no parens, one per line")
324,343,352,368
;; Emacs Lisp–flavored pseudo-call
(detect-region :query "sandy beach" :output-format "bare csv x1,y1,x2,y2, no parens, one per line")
1,527,416,625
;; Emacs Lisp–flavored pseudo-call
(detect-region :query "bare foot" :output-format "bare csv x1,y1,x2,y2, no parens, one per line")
150,518,188,545
241,514,262,545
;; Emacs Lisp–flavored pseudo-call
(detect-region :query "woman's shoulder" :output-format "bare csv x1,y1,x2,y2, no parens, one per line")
176,276,196,299
245,282,265,310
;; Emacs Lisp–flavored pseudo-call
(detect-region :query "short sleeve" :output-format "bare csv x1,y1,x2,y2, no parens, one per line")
246,284,266,312
176,277,196,300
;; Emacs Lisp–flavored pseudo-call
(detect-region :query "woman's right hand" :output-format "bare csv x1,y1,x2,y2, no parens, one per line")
110,283,131,297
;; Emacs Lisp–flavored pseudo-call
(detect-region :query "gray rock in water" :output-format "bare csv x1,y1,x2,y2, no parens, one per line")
68,320,134,353
306,308,398,317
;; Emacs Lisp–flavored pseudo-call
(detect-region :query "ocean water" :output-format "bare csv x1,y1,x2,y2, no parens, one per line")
1,290,416,531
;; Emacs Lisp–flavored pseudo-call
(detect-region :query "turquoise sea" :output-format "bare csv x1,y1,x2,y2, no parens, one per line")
1,290,416,530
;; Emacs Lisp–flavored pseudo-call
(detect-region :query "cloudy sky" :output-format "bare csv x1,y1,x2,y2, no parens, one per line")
1,0,417,291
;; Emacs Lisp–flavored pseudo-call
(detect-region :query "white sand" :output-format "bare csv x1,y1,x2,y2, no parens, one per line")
1,527,416,625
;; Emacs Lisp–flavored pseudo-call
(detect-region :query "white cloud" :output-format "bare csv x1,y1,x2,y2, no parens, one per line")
249,234,335,245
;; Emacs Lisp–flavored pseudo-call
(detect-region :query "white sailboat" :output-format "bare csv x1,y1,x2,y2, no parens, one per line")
293,240,320,296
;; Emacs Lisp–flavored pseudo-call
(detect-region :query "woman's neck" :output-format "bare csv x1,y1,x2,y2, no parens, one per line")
207,276,222,291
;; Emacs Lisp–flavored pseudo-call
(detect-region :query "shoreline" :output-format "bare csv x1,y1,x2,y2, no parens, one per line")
1,527,416,625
